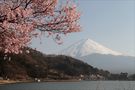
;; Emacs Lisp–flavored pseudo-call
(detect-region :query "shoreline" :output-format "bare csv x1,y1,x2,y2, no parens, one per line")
0,80,32,85
0,79,80,85
1,79,134,85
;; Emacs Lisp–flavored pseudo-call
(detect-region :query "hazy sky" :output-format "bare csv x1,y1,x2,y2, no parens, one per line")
31,0,135,56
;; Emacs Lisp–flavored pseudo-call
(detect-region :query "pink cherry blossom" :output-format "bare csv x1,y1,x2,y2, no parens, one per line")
0,0,80,54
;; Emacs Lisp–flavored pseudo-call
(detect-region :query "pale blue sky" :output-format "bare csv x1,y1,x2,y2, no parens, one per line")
31,0,135,56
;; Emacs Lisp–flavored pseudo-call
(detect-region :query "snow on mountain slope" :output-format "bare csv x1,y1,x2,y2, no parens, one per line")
61,39,122,57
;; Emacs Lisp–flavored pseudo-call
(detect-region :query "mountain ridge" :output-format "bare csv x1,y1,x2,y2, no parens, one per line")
0,48,110,80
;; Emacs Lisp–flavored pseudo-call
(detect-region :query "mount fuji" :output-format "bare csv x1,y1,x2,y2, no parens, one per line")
61,38,123,57
60,39,135,74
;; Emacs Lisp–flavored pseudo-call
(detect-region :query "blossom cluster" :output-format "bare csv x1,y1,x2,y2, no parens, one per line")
0,0,80,54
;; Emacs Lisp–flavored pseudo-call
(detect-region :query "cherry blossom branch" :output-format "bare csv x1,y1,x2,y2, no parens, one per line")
0,0,81,54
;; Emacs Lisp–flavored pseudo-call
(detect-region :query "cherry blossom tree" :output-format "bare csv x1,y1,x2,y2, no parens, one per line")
0,0,80,54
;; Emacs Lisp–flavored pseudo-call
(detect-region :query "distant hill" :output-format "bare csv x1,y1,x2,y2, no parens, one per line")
81,54,135,74
0,48,110,80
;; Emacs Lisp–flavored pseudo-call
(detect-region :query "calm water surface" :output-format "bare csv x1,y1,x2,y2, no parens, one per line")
0,81,135,90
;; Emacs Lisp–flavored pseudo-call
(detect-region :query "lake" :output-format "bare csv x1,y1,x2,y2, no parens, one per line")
0,81,135,90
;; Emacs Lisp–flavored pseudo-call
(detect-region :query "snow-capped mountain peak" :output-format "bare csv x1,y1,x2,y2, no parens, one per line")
61,38,122,57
